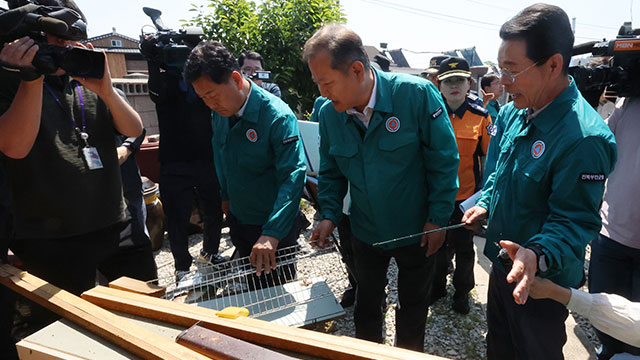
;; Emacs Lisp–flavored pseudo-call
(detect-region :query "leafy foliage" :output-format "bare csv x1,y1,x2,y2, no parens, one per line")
186,0,345,115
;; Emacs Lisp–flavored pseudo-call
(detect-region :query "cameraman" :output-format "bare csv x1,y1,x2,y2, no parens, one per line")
143,46,226,281
0,1,142,301
238,51,281,98
589,96,640,359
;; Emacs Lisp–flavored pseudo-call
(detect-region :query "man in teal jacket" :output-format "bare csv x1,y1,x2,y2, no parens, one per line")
463,5,617,360
305,25,459,351
184,41,306,283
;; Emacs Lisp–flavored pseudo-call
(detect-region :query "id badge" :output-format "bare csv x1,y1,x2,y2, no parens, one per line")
82,146,104,170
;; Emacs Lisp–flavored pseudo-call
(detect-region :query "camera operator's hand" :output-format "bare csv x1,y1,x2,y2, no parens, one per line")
71,42,113,100
0,37,39,69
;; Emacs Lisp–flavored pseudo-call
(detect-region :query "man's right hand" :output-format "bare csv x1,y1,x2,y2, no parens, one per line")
309,219,335,249
462,205,488,232
1,37,39,69
221,201,230,216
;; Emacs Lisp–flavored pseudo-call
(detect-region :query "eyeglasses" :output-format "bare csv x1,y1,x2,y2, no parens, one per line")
498,60,542,83
241,66,262,75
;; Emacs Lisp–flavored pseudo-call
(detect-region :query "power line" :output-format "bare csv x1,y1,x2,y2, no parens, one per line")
466,0,618,31
357,0,608,42
357,0,500,32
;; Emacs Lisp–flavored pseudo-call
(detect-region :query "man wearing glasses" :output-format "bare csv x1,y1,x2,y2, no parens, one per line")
462,4,617,360
238,51,281,98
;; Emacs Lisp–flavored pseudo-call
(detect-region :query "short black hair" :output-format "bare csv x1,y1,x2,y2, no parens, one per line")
183,40,240,85
303,24,370,73
481,74,499,90
499,3,574,73
238,51,264,68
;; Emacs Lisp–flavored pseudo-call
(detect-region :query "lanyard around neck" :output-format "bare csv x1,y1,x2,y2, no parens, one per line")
43,81,89,145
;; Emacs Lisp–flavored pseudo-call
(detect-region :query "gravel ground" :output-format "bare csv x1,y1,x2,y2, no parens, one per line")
152,202,600,359
9,204,601,359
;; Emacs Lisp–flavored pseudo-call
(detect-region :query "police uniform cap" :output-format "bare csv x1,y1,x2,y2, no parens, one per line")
437,56,472,81
421,55,448,75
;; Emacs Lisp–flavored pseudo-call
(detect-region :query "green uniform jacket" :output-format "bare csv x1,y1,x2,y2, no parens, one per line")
309,96,327,122
211,84,306,241
486,99,500,123
478,80,617,287
317,69,459,248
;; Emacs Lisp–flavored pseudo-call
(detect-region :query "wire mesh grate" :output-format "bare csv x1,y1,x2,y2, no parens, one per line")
157,239,350,325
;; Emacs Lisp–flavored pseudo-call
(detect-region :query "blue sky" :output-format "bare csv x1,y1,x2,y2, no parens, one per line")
3,0,638,66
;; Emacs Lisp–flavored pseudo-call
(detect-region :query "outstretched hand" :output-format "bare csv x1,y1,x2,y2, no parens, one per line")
499,240,538,305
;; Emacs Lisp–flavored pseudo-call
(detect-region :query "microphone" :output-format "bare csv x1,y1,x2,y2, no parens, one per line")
23,13,69,35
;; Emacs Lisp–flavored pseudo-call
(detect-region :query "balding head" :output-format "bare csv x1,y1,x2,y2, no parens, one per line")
303,24,370,73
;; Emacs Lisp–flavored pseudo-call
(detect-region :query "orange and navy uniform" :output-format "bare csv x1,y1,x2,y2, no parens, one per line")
446,97,492,201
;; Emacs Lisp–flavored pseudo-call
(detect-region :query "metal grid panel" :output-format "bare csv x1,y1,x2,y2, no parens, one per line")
158,240,350,322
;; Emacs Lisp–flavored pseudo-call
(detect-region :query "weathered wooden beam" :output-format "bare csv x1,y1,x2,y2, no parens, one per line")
16,339,90,360
108,276,165,297
82,285,448,360
176,323,296,360
0,265,210,360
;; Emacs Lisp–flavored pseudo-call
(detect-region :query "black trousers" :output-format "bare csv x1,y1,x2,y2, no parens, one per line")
351,237,434,352
433,202,475,299
228,213,301,289
486,266,568,360
9,222,122,296
98,243,158,282
336,215,357,288
160,161,222,271
589,233,640,357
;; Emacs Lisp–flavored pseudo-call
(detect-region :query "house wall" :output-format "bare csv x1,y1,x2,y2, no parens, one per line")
125,59,148,74
106,53,127,78
91,36,139,49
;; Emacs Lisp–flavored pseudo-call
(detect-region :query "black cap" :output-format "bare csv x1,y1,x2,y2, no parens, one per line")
437,56,471,80
421,55,448,75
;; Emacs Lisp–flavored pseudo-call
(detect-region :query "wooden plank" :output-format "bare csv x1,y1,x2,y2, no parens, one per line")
16,339,90,360
109,276,165,297
0,265,210,360
176,324,296,360
82,285,449,360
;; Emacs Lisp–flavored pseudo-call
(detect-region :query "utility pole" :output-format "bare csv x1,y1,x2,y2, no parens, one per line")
571,17,576,34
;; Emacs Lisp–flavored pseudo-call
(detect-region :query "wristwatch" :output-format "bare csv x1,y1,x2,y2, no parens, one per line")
527,244,548,274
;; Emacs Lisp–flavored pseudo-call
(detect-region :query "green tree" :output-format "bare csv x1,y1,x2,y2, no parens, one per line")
186,0,345,115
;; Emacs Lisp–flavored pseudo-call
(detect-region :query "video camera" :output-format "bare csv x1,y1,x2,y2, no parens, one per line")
139,7,204,69
249,70,273,82
0,1,104,78
570,22,640,107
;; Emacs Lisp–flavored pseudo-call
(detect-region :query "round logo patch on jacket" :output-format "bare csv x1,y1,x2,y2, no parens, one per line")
385,117,400,133
531,140,545,159
246,129,258,142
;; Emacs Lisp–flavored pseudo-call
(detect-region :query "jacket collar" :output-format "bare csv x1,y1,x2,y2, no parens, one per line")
529,77,578,134
238,82,265,124
341,68,393,126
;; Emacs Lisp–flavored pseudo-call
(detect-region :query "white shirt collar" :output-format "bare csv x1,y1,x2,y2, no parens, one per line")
346,70,377,127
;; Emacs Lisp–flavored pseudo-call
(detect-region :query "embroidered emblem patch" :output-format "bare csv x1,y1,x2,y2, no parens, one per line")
531,140,545,159
385,117,400,133
486,124,497,137
246,129,258,142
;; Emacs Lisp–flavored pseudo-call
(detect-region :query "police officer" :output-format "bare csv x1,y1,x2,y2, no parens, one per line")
183,41,306,283
431,57,492,314
420,55,447,86
304,25,459,351
462,4,617,359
